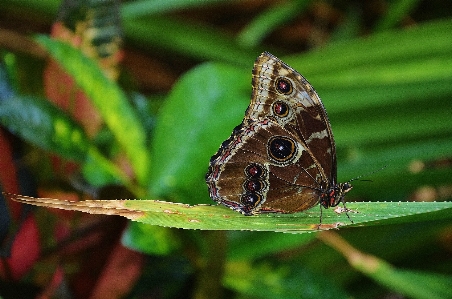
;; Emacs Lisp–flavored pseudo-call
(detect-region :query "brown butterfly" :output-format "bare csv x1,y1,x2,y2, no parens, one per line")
205,52,353,222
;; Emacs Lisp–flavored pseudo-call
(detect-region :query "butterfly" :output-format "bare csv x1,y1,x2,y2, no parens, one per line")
205,52,353,222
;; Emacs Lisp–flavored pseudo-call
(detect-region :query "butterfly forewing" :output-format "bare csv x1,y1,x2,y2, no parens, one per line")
248,52,337,183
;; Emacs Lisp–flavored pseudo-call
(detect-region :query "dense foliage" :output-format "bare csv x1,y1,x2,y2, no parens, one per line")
0,1,451,298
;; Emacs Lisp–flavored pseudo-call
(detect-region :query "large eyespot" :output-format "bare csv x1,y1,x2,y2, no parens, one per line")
268,136,296,162
275,77,293,95
241,193,261,207
245,163,265,178
243,179,264,192
272,101,290,117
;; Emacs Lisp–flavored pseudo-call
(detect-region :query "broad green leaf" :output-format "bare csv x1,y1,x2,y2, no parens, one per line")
148,62,250,204
35,35,151,186
8,194,452,233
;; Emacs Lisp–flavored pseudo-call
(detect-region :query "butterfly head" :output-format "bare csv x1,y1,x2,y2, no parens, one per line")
320,182,353,209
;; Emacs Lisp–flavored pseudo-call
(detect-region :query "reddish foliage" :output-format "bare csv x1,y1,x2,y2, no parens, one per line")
0,215,41,281
89,243,144,299
0,129,21,218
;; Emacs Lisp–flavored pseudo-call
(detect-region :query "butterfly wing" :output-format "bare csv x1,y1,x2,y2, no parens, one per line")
206,52,340,215
246,52,337,185
206,119,321,214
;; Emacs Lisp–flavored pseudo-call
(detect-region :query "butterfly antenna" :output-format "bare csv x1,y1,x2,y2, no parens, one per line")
346,165,388,183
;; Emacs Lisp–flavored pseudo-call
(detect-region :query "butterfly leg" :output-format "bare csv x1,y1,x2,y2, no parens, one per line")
334,203,355,224
316,204,324,230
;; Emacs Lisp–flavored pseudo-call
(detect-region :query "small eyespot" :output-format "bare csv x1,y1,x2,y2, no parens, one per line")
245,163,264,178
275,78,293,95
272,101,289,117
241,193,261,207
243,179,264,192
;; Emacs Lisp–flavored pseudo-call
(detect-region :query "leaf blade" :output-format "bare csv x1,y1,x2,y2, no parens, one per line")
7,193,452,232
35,35,151,185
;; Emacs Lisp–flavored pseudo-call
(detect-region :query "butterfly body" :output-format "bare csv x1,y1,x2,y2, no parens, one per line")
206,52,352,217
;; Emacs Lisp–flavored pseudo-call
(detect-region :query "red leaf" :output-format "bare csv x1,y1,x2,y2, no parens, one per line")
0,129,21,219
1,215,40,280
36,266,68,299
90,244,144,299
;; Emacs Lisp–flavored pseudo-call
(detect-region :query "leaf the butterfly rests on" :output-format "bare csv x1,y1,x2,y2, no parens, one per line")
206,52,353,222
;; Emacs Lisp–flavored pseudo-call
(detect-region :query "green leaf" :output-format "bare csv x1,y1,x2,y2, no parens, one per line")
122,16,257,66
227,231,316,261
121,201,452,231
0,0,58,19
0,94,136,190
284,19,452,78
369,266,452,299
121,222,180,255
121,0,229,18
237,1,311,48
330,6,361,41
321,231,452,299
224,261,349,299
374,0,422,31
148,62,250,204
8,194,452,233
0,95,90,161
275,19,452,200
284,20,452,122
35,35,151,186
82,147,122,187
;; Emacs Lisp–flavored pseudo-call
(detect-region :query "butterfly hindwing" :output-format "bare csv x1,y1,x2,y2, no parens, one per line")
206,119,320,214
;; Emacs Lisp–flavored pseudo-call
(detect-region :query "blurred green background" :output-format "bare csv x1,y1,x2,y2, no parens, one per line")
0,0,451,298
